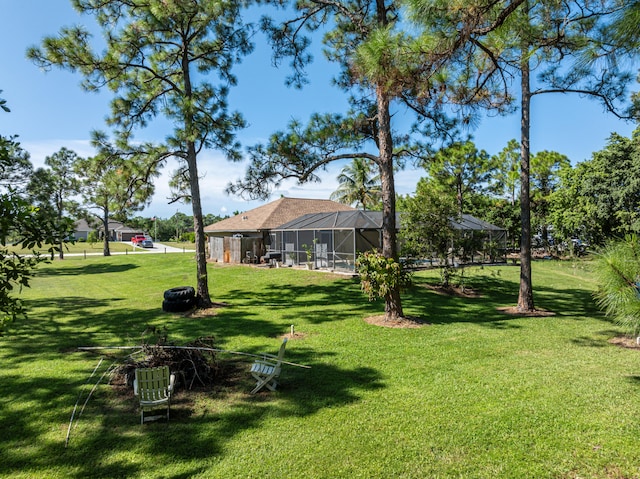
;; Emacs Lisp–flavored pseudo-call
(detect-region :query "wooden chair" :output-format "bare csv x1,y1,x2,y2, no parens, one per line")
133,366,175,424
250,338,288,394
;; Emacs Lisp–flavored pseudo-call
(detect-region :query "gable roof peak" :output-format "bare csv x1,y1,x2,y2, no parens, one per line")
204,197,355,233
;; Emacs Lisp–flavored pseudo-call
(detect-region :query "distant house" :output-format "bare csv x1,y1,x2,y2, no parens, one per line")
73,218,144,242
73,219,95,241
204,197,354,263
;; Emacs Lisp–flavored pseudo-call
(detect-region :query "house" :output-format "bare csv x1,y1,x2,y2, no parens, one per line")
105,220,145,242
205,196,506,270
204,197,355,263
73,218,144,242
73,219,95,241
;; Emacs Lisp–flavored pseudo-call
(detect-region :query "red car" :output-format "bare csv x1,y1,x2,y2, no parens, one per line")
131,235,146,245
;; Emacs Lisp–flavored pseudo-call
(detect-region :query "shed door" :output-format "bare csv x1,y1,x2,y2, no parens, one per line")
210,237,224,262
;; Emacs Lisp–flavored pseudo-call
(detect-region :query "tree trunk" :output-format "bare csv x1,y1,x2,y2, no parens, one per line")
376,83,404,321
518,40,535,312
456,176,464,217
102,209,111,257
187,142,213,308
58,212,64,260
57,192,64,260
182,49,212,309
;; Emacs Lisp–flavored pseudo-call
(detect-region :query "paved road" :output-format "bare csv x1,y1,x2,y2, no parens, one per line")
64,242,195,257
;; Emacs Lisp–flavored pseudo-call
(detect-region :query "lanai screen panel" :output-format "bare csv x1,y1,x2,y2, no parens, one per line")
333,229,356,270
355,230,380,252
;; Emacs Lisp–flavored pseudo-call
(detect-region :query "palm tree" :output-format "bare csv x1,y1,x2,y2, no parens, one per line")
330,158,382,210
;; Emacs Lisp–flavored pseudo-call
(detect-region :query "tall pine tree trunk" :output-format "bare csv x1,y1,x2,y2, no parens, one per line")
102,209,111,257
186,141,213,308
182,50,212,309
57,193,64,260
518,40,535,312
376,83,404,321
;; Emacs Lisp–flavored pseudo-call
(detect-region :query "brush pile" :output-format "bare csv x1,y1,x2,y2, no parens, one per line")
113,336,221,390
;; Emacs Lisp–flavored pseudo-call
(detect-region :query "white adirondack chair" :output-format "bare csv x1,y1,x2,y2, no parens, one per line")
133,366,175,424
250,338,288,394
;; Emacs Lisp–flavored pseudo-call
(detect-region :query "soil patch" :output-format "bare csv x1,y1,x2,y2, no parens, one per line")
184,303,229,318
424,284,483,298
364,314,429,328
609,335,640,350
497,306,556,317
282,332,307,340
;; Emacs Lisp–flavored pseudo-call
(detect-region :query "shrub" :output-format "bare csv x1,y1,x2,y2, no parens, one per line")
87,231,98,244
179,232,195,242
592,235,640,336
355,250,412,302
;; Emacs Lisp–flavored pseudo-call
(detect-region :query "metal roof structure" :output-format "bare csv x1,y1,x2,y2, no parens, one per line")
451,214,505,232
274,210,396,231
275,210,504,233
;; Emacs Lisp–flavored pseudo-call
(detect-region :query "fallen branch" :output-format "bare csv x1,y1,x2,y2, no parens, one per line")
77,362,117,422
65,358,103,447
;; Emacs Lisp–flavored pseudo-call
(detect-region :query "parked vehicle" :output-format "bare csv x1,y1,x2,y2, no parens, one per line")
131,235,146,245
141,239,153,248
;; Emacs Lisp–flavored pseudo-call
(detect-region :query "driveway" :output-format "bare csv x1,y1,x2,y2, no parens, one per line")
131,242,194,253
61,242,195,257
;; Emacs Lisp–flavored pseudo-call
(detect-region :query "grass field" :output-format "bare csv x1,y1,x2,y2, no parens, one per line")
1,254,639,478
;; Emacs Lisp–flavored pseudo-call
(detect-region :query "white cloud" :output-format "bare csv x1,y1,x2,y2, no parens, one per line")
22,139,94,166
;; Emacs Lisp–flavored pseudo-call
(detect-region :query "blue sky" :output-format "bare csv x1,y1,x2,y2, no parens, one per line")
0,0,637,219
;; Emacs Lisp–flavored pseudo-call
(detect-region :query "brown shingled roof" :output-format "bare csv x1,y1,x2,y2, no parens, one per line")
204,197,355,233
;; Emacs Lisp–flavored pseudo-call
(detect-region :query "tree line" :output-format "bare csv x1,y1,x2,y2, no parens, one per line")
334,128,640,253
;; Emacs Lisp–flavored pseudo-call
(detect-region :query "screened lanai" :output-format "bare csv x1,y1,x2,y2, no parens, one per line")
450,214,508,264
269,210,507,272
269,210,393,272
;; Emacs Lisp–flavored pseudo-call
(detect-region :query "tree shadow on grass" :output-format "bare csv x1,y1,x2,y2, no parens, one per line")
570,336,610,348
3,275,387,477
35,262,140,277
2,263,615,477
7,297,162,361
625,375,640,385
405,274,602,328
221,277,375,321
205,267,603,336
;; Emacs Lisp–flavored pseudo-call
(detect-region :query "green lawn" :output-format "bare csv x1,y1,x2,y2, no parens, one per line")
1,255,639,478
